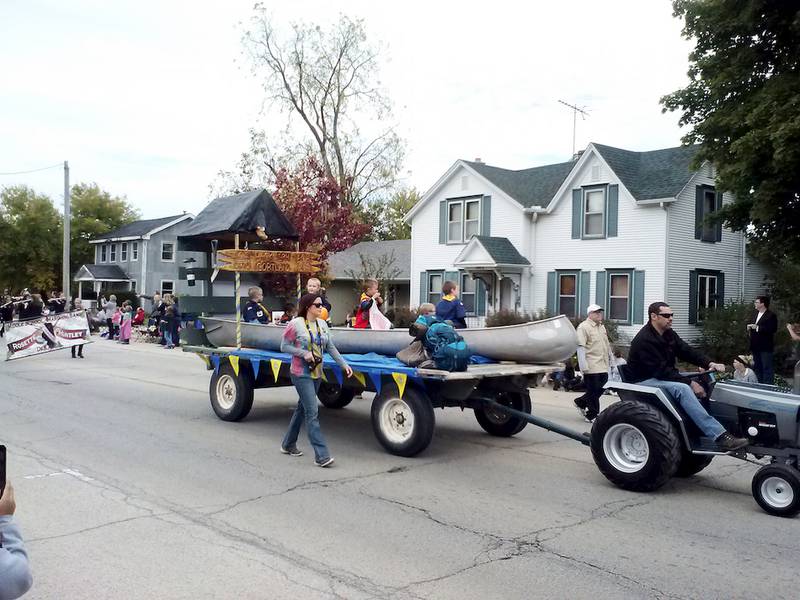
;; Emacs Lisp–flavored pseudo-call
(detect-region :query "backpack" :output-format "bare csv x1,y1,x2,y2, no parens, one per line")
424,321,471,372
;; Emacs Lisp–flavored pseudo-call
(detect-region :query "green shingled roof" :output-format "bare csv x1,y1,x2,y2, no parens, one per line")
473,236,530,265
592,143,701,200
463,160,574,208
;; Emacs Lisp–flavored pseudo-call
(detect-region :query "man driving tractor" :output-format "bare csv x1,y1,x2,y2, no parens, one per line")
626,301,749,451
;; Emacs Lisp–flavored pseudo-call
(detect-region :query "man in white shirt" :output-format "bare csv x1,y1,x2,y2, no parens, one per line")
574,304,613,422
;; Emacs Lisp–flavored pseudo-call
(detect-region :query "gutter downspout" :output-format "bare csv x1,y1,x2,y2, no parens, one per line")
662,201,669,302
740,230,746,301
524,206,544,313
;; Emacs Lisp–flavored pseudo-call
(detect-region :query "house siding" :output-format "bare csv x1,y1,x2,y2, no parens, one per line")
531,152,666,343
666,172,745,340
410,164,527,308
145,220,206,297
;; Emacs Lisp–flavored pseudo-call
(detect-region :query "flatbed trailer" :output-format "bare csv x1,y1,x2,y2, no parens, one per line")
183,343,590,456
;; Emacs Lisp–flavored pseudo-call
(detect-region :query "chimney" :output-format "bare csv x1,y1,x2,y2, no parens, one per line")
572,150,585,161
474,157,483,163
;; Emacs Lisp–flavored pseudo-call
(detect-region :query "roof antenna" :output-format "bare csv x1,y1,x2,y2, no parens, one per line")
558,100,590,158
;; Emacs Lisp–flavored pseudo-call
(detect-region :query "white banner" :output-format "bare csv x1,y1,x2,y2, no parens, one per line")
5,310,92,361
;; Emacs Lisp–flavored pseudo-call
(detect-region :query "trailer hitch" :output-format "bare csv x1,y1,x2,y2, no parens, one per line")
479,398,591,446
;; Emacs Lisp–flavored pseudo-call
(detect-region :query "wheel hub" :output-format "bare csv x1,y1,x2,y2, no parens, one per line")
603,423,650,473
761,476,794,508
380,398,414,443
216,375,237,410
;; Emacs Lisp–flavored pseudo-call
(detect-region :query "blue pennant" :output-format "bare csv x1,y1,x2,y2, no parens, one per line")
368,370,382,394
251,359,260,380
331,365,344,386
210,354,220,374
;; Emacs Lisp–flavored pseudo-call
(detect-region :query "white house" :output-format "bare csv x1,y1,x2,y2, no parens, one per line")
406,142,769,342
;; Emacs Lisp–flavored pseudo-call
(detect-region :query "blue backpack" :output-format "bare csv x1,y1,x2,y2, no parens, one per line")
424,321,471,372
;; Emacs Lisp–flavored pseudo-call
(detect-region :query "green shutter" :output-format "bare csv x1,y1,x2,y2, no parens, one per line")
439,201,447,244
481,195,491,236
571,189,582,239
716,271,725,308
688,270,698,324
546,271,556,315
607,185,618,237
419,272,428,305
476,278,486,316
694,186,703,240
633,270,645,324
579,271,590,318
595,271,606,307
715,191,723,242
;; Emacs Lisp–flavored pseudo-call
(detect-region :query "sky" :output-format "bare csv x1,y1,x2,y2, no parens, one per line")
0,0,694,218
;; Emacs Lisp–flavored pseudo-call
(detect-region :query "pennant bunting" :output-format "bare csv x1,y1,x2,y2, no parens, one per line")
331,365,344,386
251,359,260,380
229,355,240,376
197,354,211,369
352,370,366,388
270,359,282,382
391,372,407,399
210,354,220,374
368,371,382,394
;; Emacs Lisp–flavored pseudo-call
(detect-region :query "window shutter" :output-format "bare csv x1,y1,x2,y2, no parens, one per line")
607,185,618,237
694,186,703,240
715,191,723,242
546,271,556,315
419,272,428,305
571,189,582,239
444,271,459,289
579,271,590,317
633,270,645,324
480,195,491,236
688,270,698,324
595,271,606,307
716,271,725,307
476,278,486,316
439,201,447,244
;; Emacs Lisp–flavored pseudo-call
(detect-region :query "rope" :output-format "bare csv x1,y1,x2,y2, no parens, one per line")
0,162,64,176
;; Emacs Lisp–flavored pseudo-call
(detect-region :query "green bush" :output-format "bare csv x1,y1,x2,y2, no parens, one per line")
385,306,417,328
485,309,535,327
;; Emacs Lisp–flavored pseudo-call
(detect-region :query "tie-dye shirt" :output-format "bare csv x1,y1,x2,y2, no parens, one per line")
281,316,348,377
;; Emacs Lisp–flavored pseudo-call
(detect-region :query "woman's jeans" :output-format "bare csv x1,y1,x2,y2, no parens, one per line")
282,375,330,461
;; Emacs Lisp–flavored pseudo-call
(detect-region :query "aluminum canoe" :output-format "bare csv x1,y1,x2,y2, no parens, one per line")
199,315,578,364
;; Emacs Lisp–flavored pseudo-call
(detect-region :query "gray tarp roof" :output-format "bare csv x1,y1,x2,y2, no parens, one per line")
177,189,298,251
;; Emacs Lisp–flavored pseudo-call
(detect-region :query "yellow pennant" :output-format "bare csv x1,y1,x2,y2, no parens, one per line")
352,371,366,387
197,354,211,369
321,369,328,382
229,355,240,376
391,372,407,399
270,359,282,382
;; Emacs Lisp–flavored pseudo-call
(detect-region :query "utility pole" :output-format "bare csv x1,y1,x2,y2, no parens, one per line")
62,160,70,298
558,100,590,157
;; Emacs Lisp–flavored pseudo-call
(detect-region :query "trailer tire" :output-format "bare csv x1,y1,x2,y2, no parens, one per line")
474,391,531,437
675,453,714,478
751,464,800,517
317,381,355,409
209,362,254,422
371,387,435,457
591,400,681,492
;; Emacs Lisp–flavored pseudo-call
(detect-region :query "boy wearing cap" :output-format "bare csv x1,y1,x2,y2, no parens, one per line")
574,304,612,422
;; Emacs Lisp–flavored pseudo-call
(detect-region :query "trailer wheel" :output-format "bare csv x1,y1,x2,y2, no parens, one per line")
371,387,435,457
474,391,532,437
591,400,681,492
317,381,355,409
675,452,714,478
752,464,800,517
209,362,254,422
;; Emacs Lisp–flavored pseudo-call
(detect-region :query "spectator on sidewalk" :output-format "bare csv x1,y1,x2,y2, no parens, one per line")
747,295,778,384
0,482,33,600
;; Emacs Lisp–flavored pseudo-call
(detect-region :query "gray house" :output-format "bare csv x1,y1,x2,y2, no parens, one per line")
325,239,411,325
75,214,206,307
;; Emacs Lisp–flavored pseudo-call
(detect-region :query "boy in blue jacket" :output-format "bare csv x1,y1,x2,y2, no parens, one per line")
435,281,467,329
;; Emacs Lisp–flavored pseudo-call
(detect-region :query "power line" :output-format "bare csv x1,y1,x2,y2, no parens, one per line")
0,162,64,176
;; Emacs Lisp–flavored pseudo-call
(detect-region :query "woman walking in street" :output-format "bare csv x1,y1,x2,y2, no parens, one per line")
280,293,353,467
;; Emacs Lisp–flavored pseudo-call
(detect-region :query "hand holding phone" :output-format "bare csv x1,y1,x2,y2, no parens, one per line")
0,444,6,500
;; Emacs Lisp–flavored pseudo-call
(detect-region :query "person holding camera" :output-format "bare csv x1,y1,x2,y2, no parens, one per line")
0,482,33,600
279,293,353,467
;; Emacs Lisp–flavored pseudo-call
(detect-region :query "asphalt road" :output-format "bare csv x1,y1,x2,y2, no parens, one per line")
1,337,796,599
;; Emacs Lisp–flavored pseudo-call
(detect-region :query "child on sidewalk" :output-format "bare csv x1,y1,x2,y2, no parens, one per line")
118,304,132,344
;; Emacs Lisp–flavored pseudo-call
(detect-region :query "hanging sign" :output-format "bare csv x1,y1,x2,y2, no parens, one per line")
216,249,321,274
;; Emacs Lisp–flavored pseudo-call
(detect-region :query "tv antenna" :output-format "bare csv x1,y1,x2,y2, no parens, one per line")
558,100,590,157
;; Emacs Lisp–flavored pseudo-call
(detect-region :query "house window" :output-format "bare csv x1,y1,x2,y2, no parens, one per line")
607,271,631,323
132,242,139,261
558,272,578,318
130,280,136,292
701,189,717,241
690,269,724,324
161,242,174,261
160,280,174,296
121,242,128,261
696,185,722,243
698,273,718,316
446,197,481,243
460,273,476,315
100,245,107,262
110,243,117,262
428,272,443,305
583,188,605,238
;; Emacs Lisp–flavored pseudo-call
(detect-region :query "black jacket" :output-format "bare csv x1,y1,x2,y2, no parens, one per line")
627,323,711,384
748,309,778,353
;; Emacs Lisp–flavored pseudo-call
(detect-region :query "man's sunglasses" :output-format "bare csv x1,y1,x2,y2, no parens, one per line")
658,312,674,319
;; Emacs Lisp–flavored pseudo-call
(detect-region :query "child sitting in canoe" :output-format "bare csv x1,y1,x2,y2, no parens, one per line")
279,303,296,324
435,281,467,329
353,278,383,329
415,302,436,326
